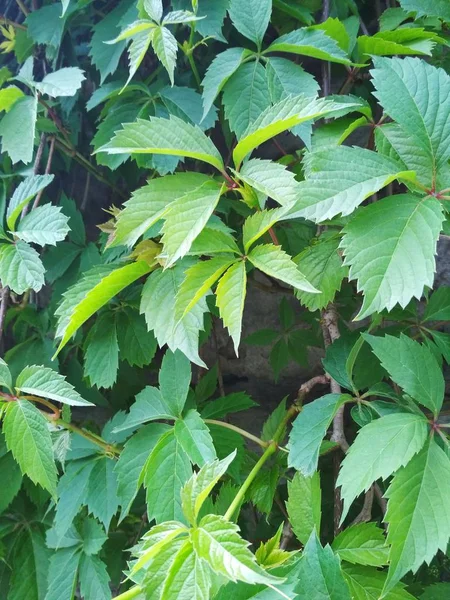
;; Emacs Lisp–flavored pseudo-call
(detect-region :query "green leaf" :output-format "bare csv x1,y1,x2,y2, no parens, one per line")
201,47,249,118
9,176,55,233
0,86,24,113
140,261,208,367
342,564,416,600
371,57,450,187
237,158,301,208
131,521,189,575
159,85,218,131
248,243,319,293
15,204,70,246
174,409,216,467
54,460,96,535
16,365,93,406
3,399,57,497
332,523,389,567
266,56,319,103
55,261,152,354
98,115,224,171
189,227,240,256
192,514,282,585
79,554,111,600
288,147,414,222
144,429,192,523
181,452,236,525
159,349,191,418
0,450,22,514
114,386,178,432
296,531,351,600
113,173,211,248
0,358,12,391
152,26,177,84
200,392,257,420
216,260,247,355
267,27,351,64
9,529,50,600
357,29,443,60
160,540,212,600
0,95,37,164
341,195,444,321
115,423,170,520
364,334,444,415
286,471,321,545
233,95,356,167
0,241,45,294
243,208,289,254
424,287,450,321
84,312,119,389
86,457,120,531
138,538,186,597
384,440,450,594
82,518,107,556
144,0,163,21
399,0,450,20
45,546,81,600
35,67,85,97
295,236,346,311
228,0,271,47
337,413,429,521
288,394,348,475
116,307,157,368
160,181,223,267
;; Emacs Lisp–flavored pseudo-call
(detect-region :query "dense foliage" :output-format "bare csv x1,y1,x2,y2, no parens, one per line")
1,0,450,598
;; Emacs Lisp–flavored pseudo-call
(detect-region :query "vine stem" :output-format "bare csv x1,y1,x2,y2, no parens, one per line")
204,419,269,448
114,586,142,600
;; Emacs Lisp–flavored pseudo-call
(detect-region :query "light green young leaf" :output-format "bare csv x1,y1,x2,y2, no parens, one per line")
144,0,163,21
175,256,237,320
342,564,416,600
341,195,444,321
228,0,271,47
15,204,70,246
0,86,24,113
267,27,351,64
288,394,349,475
98,115,224,172
35,67,85,97
174,409,216,467
55,261,153,354
237,158,301,208
144,429,192,523
371,57,450,187
79,554,111,600
223,61,271,139
132,521,189,575
107,19,155,43
161,540,212,600
399,0,450,20
84,312,119,389
332,523,389,567
162,10,203,25
3,400,57,497
160,181,223,267
216,260,247,355
192,514,282,585
0,95,37,164
141,261,208,367
201,47,249,119
296,531,351,600
113,173,211,248
0,241,45,294
288,147,415,222
86,457,120,531
337,413,428,521
115,423,170,520
295,236,346,311
45,546,81,600
286,471,321,545
384,440,450,595
152,26,177,85
248,243,319,293
125,29,154,88
7,174,54,231
159,349,191,417
364,334,445,415
16,365,93,406
181,452,236,526
243,208,289,253
139,538,186,597
358,29,442,60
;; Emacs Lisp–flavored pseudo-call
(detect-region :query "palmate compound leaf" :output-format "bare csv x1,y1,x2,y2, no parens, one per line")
331,523,389,567
233,95,360,167
215,260,247,356
371,57,450,188
285,146,415,223
286,471,321,545
0,241,45,294
364,334,445,416
192,514,283,586
16,365,93,406
341,194,444,321
181,452,236,526
55,260,153,354
383,439,450,595
7,174,54,231
97,115,225,172
248,243,319,294
288,394,350,476
140,260,208,367
3,399,57,497
337,413,429,521
111,172,212,248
